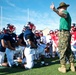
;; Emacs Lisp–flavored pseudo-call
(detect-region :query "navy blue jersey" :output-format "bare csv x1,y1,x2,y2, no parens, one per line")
24,29,37,46
10,33,17,42
18,33,26,45
0,34,8,52
24,29,35,41
6,33,16,48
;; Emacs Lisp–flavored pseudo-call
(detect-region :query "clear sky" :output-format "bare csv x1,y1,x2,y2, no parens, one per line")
0,0,76,34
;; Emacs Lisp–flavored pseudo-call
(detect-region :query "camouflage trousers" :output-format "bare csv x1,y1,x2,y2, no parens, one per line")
58,30,74,65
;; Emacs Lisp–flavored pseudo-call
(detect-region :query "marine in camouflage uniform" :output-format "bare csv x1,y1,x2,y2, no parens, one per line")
50,2,75,73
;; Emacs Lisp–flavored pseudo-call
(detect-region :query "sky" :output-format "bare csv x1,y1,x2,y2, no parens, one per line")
0,0,76,34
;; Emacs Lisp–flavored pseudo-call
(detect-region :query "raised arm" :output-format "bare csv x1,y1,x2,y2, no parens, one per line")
50,3,67,18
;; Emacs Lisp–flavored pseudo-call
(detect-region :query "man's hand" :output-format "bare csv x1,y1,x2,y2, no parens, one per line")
50,3,55,11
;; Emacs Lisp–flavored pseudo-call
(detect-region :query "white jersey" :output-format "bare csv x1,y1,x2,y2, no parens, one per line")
46,35,52,43
40,36,46,44
71,40,76,51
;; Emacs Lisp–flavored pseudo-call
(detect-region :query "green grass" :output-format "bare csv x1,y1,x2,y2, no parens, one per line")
0,57,76,75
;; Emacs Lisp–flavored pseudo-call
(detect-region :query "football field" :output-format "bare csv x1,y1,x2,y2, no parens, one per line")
0,57,76,75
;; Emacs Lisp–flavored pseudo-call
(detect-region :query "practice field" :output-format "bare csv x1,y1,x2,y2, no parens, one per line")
0,57,76,75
